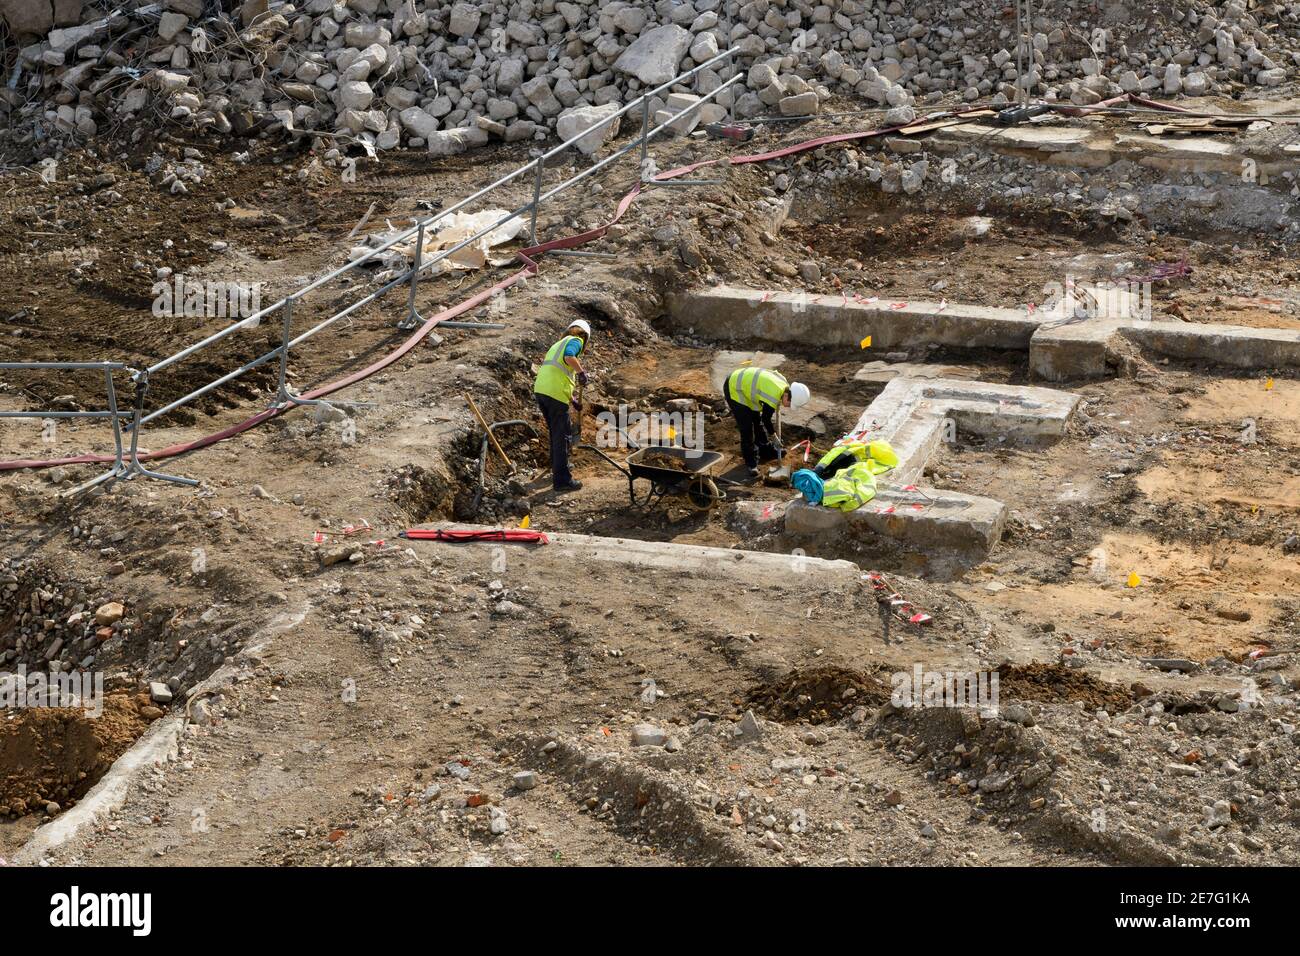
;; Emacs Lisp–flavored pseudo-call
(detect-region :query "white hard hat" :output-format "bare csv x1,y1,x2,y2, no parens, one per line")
788,381,810,408
568,319,592,337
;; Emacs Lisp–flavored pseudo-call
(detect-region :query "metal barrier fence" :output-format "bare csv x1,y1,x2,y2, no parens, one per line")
0,362,194,495
0,48,740,491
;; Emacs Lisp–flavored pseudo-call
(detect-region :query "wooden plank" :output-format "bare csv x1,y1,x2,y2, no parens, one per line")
899,112,993,135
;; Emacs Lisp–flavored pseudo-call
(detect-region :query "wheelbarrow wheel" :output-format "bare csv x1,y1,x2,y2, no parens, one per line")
687,476,722,511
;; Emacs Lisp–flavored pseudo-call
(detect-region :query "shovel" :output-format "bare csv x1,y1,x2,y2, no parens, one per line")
765,405,793,481
568,382,584,452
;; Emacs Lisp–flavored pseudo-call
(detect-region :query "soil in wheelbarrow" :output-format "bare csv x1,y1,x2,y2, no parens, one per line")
637,450,697,473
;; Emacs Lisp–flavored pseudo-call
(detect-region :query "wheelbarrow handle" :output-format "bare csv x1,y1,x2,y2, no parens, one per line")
574,443,632,479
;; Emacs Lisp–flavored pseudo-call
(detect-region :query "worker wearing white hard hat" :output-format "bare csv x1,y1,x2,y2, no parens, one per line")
722,366,810,478
534,320,592,493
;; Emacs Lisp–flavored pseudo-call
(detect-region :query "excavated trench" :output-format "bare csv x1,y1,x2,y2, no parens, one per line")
0,555,236,847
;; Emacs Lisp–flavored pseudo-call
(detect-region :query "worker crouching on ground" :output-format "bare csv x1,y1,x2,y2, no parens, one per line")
723,366,810,477
791,438,898,511
533,318,591,493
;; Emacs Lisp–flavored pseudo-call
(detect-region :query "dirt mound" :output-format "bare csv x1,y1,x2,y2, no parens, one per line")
995,663,1133,714
0,691,158,818
747,666,888,725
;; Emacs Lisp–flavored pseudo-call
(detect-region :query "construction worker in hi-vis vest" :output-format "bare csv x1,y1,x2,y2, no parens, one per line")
723,366,810,477
533,319,591,493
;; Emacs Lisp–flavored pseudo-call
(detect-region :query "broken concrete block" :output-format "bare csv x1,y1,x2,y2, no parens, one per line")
337,80,373,110
779,91,819,116
614,24,692,85
631,723,667,747
153,69,190,94
158,12,189,42
426,126,487,157
448,1,481,38
555,102,621,155
520,75,562,116
657,92,703,135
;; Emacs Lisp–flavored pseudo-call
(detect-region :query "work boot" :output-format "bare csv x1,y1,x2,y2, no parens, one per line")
553,480,583,493
746,466,760,478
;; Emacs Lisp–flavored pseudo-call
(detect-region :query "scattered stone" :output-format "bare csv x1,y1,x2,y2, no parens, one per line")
1141,657,1201,673
631,723,667,747
93,602,124,626
735,709,763,740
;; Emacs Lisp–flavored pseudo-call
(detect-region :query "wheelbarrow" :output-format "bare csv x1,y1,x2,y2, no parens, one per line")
577,443,726,510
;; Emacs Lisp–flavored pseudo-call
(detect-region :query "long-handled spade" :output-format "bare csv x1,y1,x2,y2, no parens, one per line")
766,405,794,481
568,381,584,452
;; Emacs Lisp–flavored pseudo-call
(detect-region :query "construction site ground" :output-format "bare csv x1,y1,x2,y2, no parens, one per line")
2,102,1298,867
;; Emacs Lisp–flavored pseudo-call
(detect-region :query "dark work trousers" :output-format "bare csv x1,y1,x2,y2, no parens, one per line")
536,392,573,488
725,395,777,469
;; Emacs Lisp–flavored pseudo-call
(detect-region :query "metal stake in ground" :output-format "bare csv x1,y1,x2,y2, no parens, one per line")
464,393,515,475
877,593,894,644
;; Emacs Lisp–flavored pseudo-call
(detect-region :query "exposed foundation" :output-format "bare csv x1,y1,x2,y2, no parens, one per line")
667,285,1300,381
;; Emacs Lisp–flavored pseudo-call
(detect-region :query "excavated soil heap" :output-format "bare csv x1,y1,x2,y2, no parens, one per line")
0,691,159,818
747,666,890,724
995,663,1134,713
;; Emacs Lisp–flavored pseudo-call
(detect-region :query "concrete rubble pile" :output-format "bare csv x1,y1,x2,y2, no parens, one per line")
2,0,1300,157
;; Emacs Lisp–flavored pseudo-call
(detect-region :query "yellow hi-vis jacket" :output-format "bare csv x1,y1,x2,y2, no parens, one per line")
815,439,899,477
820,461,880,512
726,367,789,412
533,334,583,404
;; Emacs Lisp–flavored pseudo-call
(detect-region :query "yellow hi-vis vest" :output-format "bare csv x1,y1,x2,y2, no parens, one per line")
726,367,788,412
817,439,899,476
534,334,583,404
820,461,879,512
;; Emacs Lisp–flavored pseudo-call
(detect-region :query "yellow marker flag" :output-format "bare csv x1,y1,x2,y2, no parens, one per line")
860,335,872,349
1265,377,1275,390
1126,571,1141,588
519,514,530,529
665,425,676,440
1251,504,1259,515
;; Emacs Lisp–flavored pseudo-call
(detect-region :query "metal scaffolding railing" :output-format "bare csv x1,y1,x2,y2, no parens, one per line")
0,47,740,491
0,362,194,494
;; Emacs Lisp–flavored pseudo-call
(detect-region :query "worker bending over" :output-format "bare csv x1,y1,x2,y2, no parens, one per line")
533,319,591,494
723,366,810,477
